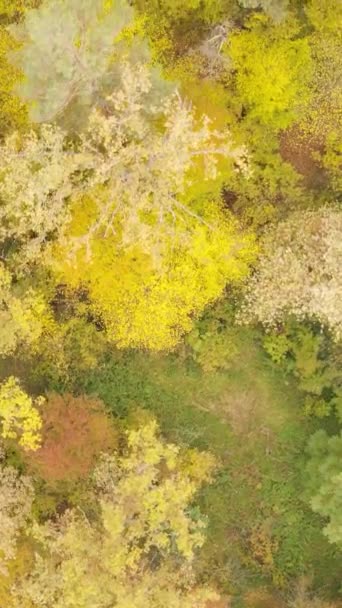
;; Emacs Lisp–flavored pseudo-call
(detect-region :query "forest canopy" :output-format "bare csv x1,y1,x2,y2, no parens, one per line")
0,0,341,607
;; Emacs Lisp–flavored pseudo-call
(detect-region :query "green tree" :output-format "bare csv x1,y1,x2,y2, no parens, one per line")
306,430,342,547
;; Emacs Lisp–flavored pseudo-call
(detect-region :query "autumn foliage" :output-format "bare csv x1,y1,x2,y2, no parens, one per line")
14,420,218,608
25,394,118,481
0,0,340,606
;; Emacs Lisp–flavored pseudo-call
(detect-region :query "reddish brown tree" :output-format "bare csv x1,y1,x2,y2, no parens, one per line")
25,394,118,482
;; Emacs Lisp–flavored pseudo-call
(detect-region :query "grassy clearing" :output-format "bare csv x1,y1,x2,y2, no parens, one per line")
77,328,340,602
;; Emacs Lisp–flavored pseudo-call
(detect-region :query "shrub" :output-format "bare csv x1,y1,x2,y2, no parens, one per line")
305,430,342,547
0,377,43,451
242,208,342,340
25,394,118,482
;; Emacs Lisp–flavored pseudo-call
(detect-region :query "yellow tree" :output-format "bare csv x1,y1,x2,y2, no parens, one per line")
0,0,36,138
33,60,256,351
0,377,43,451
0,26,29,137
52,194,257,350
228,15,312,129
0,263,51,357
13,421,219,608
0,58,255,351
0,463,34,575
0,61,248,265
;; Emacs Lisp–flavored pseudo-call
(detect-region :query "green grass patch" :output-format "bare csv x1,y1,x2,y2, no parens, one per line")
75,329,340,599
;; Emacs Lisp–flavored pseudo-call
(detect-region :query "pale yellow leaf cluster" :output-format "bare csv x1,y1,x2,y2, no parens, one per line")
242,208,342,340
93,421,216,560
12,0,133,123
0,61,249,267
64,61,249,257
0,128,87,266
0,264,49,356
0,376,43,450
13,421,218,608
0,465,34,575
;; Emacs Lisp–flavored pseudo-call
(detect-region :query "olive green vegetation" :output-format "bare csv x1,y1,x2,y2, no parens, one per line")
16,305,339,603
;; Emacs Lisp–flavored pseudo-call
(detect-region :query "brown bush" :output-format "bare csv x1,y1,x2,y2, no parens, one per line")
24,394,118,481
244,589,285,608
